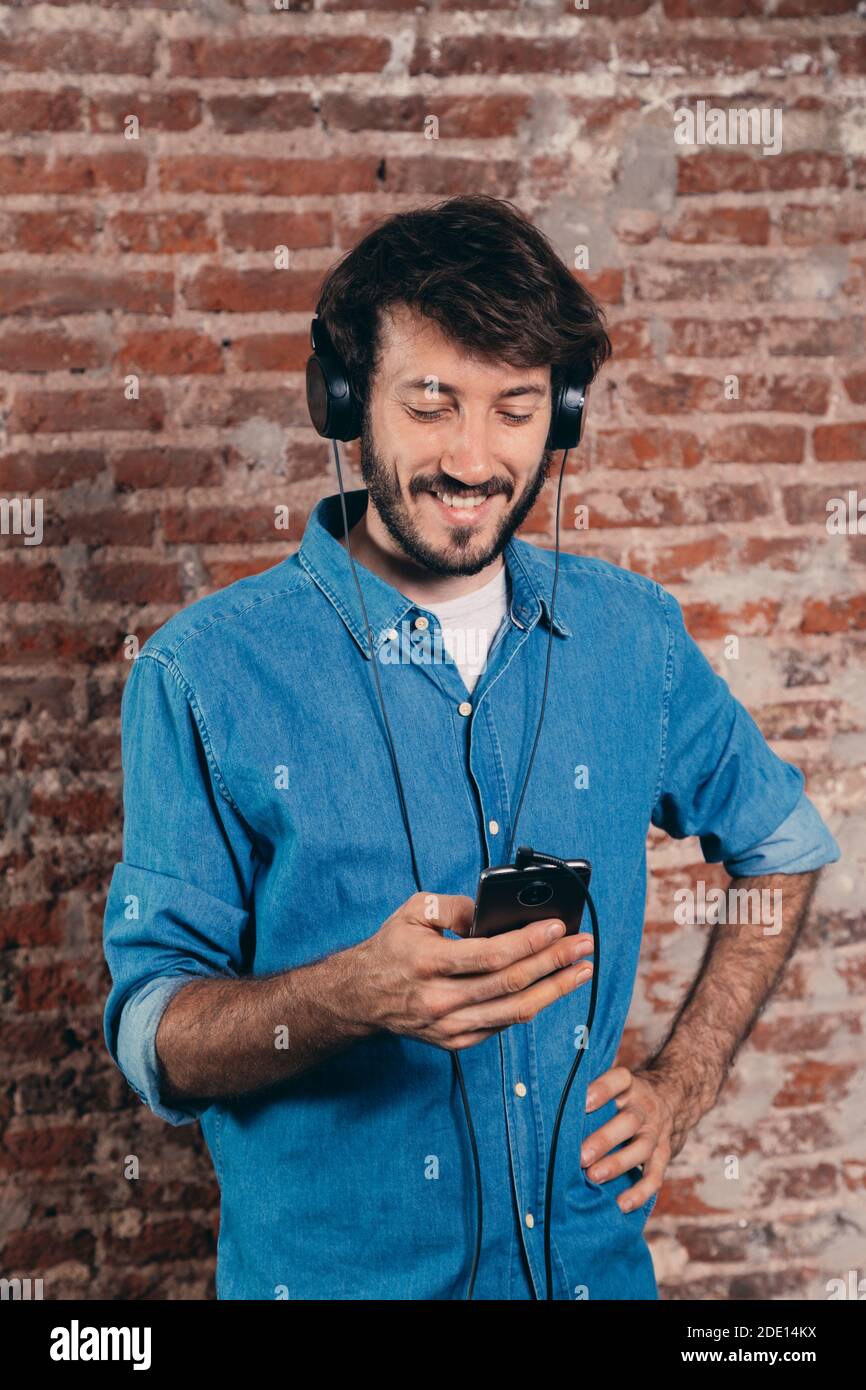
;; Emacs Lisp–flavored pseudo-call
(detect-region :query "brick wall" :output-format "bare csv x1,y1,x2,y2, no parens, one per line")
0,0,863,1301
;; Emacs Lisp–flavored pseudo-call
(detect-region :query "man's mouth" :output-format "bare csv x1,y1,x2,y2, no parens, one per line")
420,487,503,526
419,483,508,525
430,488,490,510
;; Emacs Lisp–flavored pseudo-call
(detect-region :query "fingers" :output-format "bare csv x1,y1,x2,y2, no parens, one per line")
444,932,594,1006
436,1027,500,1051
436,957,594,1036
585,1065,633,1113
583,1132,655,1186
435,914,580,976
617,1151,665,1213
581,1107,644,1174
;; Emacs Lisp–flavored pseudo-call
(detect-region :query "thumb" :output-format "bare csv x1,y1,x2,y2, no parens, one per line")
406,891,476,937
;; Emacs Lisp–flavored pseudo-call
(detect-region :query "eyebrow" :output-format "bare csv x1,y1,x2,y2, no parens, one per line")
398,378,547,400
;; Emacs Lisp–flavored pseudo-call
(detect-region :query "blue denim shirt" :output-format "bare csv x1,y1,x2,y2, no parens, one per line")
102,487,840,1300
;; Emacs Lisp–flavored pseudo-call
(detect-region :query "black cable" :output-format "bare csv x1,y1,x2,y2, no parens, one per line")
513,850,601,1300
331,439,483,1300
505,444,569,866
331,439,597,1303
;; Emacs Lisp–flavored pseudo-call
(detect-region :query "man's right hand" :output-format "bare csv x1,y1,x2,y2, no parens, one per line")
353,891,594,1052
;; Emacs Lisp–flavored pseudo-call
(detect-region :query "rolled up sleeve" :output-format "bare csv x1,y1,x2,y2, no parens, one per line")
103,649,256,1126
721,788,840,878
650,590,841,875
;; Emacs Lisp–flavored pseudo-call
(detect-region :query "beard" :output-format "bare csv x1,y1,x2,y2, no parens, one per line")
358,412,554,578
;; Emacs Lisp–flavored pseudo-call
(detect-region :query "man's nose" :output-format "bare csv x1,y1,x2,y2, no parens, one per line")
438,415,497,486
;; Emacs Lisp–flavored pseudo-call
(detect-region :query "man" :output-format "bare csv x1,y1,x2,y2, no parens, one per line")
103,195,840,1301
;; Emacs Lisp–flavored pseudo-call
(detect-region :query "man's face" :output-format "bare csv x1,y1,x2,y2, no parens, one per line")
360,304,554,577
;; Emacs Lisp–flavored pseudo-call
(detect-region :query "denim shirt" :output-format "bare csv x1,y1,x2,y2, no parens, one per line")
102,487,841,1301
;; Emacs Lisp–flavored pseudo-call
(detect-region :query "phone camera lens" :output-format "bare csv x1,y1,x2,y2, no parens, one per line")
517,879,554,908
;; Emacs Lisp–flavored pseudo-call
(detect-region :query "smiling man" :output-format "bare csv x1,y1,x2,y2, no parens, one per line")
103,195,841,1301
349,302,555,587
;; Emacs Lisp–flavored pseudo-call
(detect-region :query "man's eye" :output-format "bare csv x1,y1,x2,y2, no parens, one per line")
406,407,534,425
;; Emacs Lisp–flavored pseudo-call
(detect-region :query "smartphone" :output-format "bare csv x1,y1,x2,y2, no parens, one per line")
471,858,592,939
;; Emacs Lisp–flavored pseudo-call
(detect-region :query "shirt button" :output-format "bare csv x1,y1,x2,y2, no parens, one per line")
514,1082,527,1098
384,628,398,641
414,615,429,630
525,1212,535,1229
489,819,499,835
458,701,472,717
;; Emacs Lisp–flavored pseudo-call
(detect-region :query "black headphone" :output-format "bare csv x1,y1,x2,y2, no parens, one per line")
305,315,589,450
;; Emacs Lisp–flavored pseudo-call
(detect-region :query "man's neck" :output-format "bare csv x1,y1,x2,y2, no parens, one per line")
336,503,505,606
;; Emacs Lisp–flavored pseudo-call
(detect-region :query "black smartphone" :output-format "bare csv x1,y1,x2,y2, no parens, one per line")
471,858,592,939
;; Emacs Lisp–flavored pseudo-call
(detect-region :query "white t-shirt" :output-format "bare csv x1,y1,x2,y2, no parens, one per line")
423,564,511,694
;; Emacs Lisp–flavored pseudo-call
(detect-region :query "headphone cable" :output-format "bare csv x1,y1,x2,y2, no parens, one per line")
331,439,600,1302
332,439,484,1299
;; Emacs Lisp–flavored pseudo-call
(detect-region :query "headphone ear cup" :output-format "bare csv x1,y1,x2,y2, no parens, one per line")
305,317,362,441
547,376,588,452
305,353,362,442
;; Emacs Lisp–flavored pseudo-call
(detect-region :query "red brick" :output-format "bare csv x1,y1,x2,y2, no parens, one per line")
382,157,520,196
229,334,311,373
208,91,315,133
161,508,298,545
112,448,224,491
0,1124,94,1174
117,330,223,376
706,424,805,464
0,271,173,318
14,966,92,1015
0,449,106,490
109,211,217,255
79,561,184,605
0,151,147,195
222,210,333,252
160,156,379,197
0,87,82,132
668,206,770,245
801,596,866,633
0,901,65,950
668,317,763,357
8,389,165,437
678,151,846,195
169,36,389,79
410,35,610,77
593,428,702,470
0,30,156,76
30,786,119,834
0,209,97,255
0,559,62,601
183,268,321,315
89,88,201,133
813,423,866,461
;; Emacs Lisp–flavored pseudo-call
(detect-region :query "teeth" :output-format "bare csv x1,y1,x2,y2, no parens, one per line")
433,491,488,509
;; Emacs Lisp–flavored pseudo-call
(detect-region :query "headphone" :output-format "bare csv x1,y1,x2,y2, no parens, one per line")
305,315,589,451
305,312,601,1302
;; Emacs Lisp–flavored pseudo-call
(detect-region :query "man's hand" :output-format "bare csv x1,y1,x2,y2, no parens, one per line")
577,870,821,1213
355,890,595,1051
581,1064,682,1214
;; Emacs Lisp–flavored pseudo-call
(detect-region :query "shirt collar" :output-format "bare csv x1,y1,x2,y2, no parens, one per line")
297,488,572,661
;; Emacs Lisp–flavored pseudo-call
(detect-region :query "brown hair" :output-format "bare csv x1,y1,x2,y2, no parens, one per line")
315,195,612,407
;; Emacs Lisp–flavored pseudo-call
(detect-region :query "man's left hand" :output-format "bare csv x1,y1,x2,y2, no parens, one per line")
581,1064,683,1213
